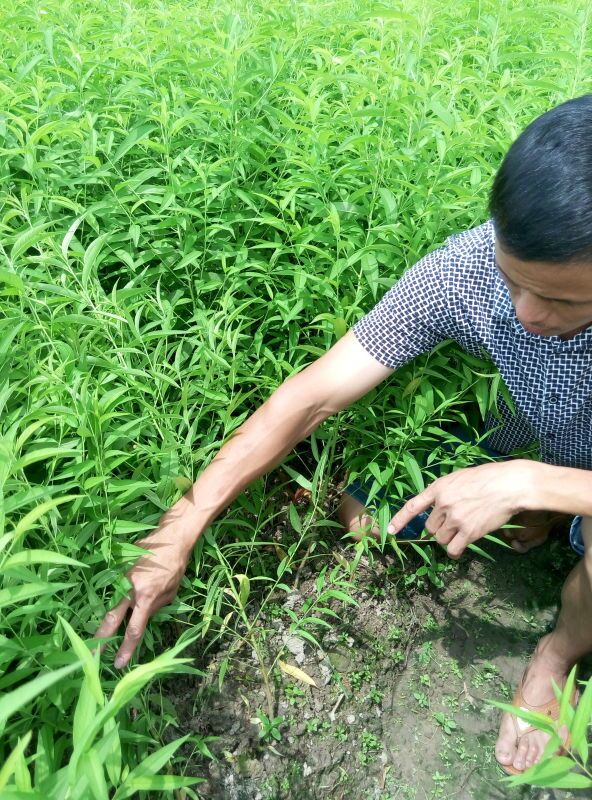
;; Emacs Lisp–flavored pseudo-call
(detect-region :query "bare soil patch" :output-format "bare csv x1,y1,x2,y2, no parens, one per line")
167,530,589,800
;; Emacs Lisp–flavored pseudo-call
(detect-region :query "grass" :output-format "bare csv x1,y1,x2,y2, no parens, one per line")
2,0,592,796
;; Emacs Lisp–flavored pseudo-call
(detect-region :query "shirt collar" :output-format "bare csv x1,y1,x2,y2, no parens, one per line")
492,270,513,321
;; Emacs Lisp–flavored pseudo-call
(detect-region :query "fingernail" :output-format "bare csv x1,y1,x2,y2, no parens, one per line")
387,525,395,534
114,657,125,669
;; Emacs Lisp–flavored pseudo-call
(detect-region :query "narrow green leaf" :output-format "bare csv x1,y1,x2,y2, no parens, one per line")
3,549,87,570
113,737,191,799
59,616,103,704
0,732,32,790
569,674,592,762
82,233,110,289
110,123,156,163
0,582,72,611
401,452,424,493
0,662,82,728
288,503,301,533
10,221,53,262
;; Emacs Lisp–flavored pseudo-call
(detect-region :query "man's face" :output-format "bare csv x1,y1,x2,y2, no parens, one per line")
494,238,592,338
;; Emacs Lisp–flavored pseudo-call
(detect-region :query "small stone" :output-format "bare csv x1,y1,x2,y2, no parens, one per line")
303,762,313,777
320,662,332,686
283,591,301,610
346,714,356,724
282,633,306,665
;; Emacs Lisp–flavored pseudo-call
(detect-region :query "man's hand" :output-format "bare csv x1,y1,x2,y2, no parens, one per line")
388,459,538,559
95,518,193,668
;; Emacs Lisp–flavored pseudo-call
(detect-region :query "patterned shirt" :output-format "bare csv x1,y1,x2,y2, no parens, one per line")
352,219,592,471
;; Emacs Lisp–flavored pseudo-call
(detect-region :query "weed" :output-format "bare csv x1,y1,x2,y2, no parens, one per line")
433,712,457,735
359,729,381,765
284,683,306,707
417,641,435,666
305,717,330,735
367,687,385,705
254,710,285,743
350,665,373,691
332,723,348,742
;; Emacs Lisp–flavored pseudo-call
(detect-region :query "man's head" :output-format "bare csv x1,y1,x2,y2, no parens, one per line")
489,94,592,338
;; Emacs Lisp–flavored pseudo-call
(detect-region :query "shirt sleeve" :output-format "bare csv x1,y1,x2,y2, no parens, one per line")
352,238,457,370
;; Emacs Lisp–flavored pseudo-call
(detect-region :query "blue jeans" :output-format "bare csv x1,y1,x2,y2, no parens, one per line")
570,517,585,557
344,426,584,556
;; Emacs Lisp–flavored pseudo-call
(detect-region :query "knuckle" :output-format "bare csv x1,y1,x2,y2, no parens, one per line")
126,625,143,640
405,498,418,513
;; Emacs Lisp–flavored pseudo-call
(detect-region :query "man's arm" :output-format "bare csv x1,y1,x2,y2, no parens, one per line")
96,330,393,667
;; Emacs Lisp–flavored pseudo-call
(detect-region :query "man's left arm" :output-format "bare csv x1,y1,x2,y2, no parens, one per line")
388,459,592,559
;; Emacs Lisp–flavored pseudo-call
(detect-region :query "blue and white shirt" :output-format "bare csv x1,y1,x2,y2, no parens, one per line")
353,219,592,472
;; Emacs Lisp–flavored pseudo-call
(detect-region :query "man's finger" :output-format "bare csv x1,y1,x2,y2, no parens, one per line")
424,508,445,536
434,523,458,547
445,531,470,560
95,596,132,641
114,604,151,669
388,488,435,534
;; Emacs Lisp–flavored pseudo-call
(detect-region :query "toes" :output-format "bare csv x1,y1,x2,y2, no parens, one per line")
495,743,515,765
513,736,530,771
495,718,517,765
510,539,528,553
524,740,540,769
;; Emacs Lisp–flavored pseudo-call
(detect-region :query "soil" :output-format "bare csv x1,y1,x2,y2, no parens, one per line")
164,524,590,800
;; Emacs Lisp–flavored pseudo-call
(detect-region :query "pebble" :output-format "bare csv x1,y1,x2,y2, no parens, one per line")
282,633,306,665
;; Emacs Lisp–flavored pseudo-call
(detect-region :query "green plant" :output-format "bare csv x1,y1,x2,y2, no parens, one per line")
332,723,348,742
367,687,385,706
433,712,458,736
284,683,306,707
306,717,331,735
350,666,373,691
253,710,285,743
359,729,381,765
417,641,435,666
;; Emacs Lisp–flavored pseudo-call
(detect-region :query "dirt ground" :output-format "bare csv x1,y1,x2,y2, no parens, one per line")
167,527,590,800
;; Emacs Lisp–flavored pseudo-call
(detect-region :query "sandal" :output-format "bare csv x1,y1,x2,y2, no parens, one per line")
500,668,579,776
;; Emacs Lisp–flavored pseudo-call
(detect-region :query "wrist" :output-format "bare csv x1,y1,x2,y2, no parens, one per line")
158,498,208,555
515,460,571,513
513,459,549,512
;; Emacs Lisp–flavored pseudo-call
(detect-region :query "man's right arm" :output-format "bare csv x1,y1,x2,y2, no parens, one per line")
96,330,393,667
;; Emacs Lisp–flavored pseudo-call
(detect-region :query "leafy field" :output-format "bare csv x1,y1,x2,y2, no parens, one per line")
2,0,592,797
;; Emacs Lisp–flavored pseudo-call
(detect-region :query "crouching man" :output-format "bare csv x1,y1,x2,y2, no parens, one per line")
97,95,592,776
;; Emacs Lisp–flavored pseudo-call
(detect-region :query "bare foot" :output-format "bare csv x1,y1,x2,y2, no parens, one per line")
501,511,568,554
495,634,571,772
338,493,379,541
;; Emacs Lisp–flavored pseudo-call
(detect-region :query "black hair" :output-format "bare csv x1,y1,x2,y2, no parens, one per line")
489,94,592,264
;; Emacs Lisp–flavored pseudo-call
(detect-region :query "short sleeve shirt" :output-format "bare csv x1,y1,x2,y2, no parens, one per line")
352,219,592,471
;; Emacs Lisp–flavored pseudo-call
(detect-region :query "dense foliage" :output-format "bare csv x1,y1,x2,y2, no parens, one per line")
1,0,591,795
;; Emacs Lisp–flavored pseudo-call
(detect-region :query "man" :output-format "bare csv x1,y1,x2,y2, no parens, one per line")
97,95,592,776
